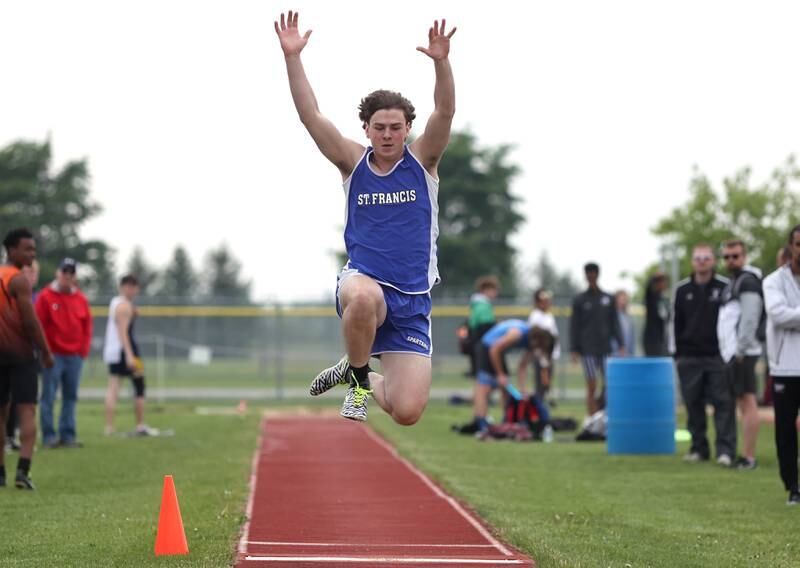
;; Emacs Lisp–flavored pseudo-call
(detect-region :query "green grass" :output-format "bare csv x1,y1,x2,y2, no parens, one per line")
0,402,260,568
370,400,798,568
77,355,594,393
2,395,795,567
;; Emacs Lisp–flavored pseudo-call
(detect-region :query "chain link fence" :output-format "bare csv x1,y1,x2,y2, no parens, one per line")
80,298,647,401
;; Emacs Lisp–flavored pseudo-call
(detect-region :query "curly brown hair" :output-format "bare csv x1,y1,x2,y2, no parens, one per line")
358,90,416,127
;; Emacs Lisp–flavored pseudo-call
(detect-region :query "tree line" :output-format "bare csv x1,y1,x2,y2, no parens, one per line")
0,139,251,303
3,136,798,304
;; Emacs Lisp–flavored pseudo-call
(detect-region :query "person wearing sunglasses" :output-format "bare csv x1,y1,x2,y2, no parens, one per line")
671,244,735,467
717,240,765,470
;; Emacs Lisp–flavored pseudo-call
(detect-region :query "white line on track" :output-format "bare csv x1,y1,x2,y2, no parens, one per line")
247,541,496,548
361,426,514,557
238,417,265,555
243,556,525,564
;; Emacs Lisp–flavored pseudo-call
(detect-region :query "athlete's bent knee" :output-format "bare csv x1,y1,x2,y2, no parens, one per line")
345,288,380,316
392,407,424,426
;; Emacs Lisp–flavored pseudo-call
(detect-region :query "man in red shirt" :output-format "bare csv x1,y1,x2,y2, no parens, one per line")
35,258,92,448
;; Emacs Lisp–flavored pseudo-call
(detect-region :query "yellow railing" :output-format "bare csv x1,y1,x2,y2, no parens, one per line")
89,304,644,318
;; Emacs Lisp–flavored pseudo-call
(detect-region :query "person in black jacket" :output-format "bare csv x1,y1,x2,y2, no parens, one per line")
644,272,670,356
671,244,736,466
569,262,624,416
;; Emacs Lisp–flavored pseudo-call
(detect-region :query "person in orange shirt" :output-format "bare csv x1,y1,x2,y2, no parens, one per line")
0,228,54,490
4,260,38,452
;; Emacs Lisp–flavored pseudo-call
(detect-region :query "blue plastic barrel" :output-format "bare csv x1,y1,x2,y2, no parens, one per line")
606,357,675,454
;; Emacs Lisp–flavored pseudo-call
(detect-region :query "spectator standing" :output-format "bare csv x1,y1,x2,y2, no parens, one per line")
763,225,800,504
5,261,38,453
717,240,764,470
103,275,157,436
526,289,560,400
35,258,92,449
0,229,54,490
613,290,636,356
569,262,624,415
762,245,794,406
672,244,735,466
466,276,500,377
644,272,670,356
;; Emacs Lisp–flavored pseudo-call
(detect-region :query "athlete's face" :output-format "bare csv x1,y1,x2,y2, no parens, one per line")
722,244,746,272
791,230,800,271
8,238,36,268
691,246,715,275
365,109,411,161
121,283,140,301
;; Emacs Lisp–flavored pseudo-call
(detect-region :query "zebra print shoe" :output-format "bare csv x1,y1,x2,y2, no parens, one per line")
309,355,350,396
340,377,372,422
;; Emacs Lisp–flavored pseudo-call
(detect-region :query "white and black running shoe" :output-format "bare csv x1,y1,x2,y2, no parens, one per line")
340,374,372,422
309,355,350,396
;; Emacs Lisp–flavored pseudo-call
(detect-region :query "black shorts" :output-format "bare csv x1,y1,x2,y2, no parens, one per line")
108,351,142,378
0,359,40,405
477,345,509,375
728,356,758,397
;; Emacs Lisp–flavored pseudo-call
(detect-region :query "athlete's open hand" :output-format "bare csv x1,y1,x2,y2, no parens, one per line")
274,10,312,57
416,19,456,60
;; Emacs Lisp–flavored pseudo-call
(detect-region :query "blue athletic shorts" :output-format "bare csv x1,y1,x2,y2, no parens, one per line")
477,370,499,388
336,268,432,357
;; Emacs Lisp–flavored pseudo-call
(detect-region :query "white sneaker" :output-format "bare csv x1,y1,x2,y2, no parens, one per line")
135,425,160,437
309,355,350,396
682,451,707,463
340,378,372,422
716,454,732,467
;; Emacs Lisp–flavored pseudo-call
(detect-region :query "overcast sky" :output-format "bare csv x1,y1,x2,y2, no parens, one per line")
2,1,799,302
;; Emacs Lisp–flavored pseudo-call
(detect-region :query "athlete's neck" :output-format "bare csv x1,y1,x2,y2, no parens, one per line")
369,148,404,174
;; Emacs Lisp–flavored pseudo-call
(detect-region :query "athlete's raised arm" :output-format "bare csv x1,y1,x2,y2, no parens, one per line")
275,11,363,177
409,19,456,176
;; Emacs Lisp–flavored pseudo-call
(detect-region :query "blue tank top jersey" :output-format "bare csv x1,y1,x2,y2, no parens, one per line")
343,145,440,294
481,319,531,349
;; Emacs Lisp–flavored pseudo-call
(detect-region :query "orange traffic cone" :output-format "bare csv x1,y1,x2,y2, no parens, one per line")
154,475,189,556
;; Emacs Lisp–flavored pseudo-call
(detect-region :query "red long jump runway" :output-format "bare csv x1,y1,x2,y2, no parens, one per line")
237,416,534,567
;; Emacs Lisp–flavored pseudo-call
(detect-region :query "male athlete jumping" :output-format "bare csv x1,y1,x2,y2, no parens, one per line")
275,11,456,423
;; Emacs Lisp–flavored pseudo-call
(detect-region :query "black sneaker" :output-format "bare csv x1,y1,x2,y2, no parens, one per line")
787,491,800,506
0,473,5,488
735,456,758,470
15,471,35,490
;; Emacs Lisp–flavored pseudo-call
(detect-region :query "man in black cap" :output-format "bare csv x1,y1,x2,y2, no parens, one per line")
34,258,93,448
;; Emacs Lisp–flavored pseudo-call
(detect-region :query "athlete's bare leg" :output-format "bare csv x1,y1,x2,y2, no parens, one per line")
586,377,598,415
134,396,145,429
472,383,491,420
338,275,387,368
104,375,121,434
15,403,36,460
368,353,431,426
738,393,760,461
0,403,7,467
